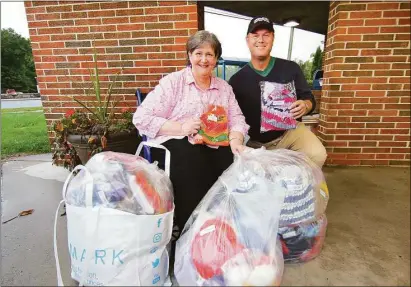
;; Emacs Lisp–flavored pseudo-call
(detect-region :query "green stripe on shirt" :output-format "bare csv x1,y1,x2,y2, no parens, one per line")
248,57,276,77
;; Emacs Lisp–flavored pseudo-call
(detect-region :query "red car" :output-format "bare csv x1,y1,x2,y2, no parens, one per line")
6,89,17,95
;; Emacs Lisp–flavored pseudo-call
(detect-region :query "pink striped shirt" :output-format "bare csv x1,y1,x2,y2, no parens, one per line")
133,67,249,145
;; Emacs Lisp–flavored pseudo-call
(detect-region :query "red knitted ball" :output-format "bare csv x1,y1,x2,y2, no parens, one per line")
190,218,244,279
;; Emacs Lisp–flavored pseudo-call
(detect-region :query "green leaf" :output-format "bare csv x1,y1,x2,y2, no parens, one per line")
72,96,102,121
86,61,101,116
105,68,122,118
84,82,98,110
92,46,102,113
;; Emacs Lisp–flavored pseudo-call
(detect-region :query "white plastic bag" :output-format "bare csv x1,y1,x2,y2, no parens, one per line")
54,142,174,286
65,149,173,215
174,150,286,286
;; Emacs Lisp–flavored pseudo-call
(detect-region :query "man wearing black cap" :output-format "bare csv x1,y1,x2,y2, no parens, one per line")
229,16,327,167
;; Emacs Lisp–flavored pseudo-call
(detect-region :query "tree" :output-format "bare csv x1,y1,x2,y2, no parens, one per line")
295,59,313,87
294,45,323,87
1,28,37,93
311,46,323,79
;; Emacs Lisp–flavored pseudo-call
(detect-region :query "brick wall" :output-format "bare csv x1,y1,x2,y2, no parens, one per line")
24,0,200,142
312,90,322,113
320,1,410,166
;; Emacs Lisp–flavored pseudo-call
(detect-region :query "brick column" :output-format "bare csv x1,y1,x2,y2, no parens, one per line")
320,1,410,166
24,0,200,142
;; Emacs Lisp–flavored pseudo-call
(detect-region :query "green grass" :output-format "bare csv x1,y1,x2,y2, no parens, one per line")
1,107,51,158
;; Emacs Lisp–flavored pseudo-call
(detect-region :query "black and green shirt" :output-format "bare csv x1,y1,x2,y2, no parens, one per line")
229,57,316,143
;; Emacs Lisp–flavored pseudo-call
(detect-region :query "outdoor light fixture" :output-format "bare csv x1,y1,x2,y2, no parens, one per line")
284,18,300,60
284,19,300,27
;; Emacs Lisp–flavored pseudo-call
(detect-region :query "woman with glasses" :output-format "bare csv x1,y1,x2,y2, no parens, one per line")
133,30,249,239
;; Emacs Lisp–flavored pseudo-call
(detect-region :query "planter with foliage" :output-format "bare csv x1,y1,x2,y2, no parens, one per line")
51,49,141,171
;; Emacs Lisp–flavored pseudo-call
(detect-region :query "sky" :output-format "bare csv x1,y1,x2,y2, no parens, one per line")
1,1,30,38
1,2,325,62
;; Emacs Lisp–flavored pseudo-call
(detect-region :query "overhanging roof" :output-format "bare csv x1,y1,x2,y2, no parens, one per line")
201,1,330,35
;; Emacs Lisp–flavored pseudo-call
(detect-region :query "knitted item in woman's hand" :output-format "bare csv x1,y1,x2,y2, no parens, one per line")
194,105,229,147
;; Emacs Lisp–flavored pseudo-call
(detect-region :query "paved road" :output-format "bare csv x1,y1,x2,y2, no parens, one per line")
1,99,42,109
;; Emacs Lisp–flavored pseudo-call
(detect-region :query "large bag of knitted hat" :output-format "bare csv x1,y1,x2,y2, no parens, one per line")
53,142,174,286
174,149,286,286
250,148,329,227
254,148,330,263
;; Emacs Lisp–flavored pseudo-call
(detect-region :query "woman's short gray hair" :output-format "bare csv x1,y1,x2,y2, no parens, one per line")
186,30,222,62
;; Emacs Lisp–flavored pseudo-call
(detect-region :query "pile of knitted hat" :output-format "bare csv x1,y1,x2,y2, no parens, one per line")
66,151,174,215
174,148,330,286
174,149,287,286
260,149,329,263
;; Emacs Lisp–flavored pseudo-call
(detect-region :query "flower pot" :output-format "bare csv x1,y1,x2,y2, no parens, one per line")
67,129,141,165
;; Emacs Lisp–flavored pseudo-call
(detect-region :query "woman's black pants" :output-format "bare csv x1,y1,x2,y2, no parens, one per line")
151,138,234,231
148,138,233,273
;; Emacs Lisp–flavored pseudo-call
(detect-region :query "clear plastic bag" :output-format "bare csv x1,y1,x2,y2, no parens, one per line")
193,105,230,147
175,150,286,286
279,214,328,263
252,148,329,226
260,81,297,131
65,151,174,215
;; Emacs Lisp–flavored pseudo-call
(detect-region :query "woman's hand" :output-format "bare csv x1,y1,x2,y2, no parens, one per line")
290,100,310,119
229,131,246,155
230,138,247,155
181,118,202,136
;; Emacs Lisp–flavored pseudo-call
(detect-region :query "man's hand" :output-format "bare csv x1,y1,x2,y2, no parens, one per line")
290,100,310,119
181,118,202,136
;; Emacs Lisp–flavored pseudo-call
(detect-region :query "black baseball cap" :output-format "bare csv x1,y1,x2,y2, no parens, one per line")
247,16,274,35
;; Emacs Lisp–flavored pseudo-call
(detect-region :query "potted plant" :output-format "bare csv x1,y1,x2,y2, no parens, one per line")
51,48,141,171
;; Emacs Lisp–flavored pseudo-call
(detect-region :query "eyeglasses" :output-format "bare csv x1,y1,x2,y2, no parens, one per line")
191,52,216,60
248,33,273,42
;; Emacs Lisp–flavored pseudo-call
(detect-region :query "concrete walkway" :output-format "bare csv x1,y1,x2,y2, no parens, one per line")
1,154,73,286
1,154,410,286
